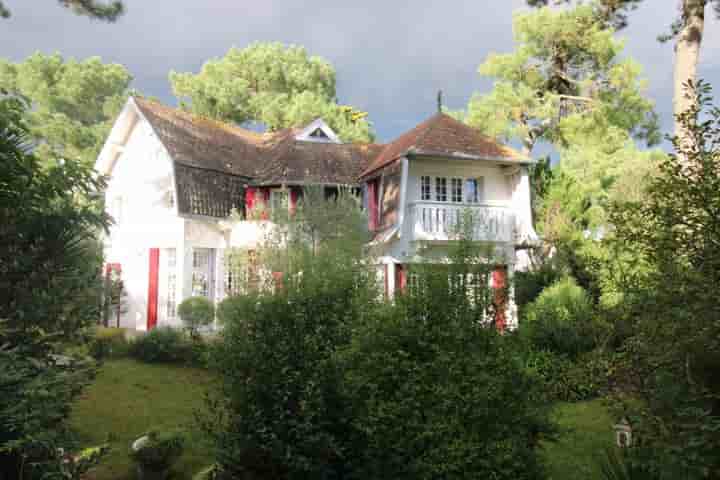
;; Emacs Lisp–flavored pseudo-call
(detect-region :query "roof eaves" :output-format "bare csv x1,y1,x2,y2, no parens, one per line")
408,149,533,165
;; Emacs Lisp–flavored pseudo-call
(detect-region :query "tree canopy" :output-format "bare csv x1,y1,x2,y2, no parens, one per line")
170,42,374,143
466,5,659,156
0,52,133,165
0,0,124,21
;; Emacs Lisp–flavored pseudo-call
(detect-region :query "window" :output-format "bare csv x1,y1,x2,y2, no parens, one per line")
271,189,288,217
192,248,215,299
451,178,463,203
420,176,431,201
435,177,447,201
309,128,328,139
465,178,484,203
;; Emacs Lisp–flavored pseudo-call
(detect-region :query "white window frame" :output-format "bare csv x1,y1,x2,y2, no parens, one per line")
451,178,463,203
420,176,431,201
435,177,447,202
270,188,289,216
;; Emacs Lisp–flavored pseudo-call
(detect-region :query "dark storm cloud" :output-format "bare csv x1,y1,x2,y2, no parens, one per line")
0,0,718,143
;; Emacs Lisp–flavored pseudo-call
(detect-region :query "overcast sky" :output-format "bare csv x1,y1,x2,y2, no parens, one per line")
1,0,719,146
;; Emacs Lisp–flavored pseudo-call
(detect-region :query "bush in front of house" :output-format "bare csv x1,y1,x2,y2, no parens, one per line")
88,327,130,361
340,259,553,480
129,327,192,364
129,430,185,479
522,347,609,402
178,297,215,338
522,276,603,358
216,296,244,327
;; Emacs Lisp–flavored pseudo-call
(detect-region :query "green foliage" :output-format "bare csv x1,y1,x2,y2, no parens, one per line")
343,309,552,479
178,297,215,337
523,348,609,402
215,296,244,327
514,260,563,313
89,327,130,360
129,327,195,364
170,42,374,142
205,252,375,479
0,0,125,21
523,277,602,358
130,430,185,474
0,96,111,337
0,52,132,166
607,80,720,477
598,447,661,480
467,5,659,154
206,206,553,479
0,324,97,479
526,0,644,30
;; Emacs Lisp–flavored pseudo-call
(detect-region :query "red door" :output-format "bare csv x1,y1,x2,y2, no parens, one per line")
492,266,508,332
395,263,406,296
147,248,160,330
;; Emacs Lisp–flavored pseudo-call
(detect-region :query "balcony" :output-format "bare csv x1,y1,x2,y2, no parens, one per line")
406,202,515,243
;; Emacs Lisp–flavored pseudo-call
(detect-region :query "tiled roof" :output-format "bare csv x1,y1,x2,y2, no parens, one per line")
134,98,264,177
360,113,528,178
134,97,380,185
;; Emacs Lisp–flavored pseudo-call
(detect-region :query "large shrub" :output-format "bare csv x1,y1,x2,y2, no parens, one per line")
339,248,553,480
88,326,130,360
0,96,110,338
129,327,192,364
522,276,601,357
178,296,215,338
205,256,373,480
0,325,96,479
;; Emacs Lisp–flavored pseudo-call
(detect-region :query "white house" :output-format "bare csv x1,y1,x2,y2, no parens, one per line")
96,97,537,331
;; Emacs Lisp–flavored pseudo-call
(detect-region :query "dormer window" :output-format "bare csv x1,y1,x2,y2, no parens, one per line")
295,119,341,143
309,128,328,139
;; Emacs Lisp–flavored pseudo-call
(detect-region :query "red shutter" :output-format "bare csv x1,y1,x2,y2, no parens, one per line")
368,179,379,230
492,266,508,333
272,271,284,291
290,187,299,215
260,187,271,220
147,248,160,330
395,263,407,295
245,187,256,218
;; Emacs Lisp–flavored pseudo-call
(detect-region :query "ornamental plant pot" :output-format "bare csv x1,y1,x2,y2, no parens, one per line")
130,431,184,480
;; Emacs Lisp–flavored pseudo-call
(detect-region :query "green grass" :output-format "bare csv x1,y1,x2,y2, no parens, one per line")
542,399,615,480
69,358,216,480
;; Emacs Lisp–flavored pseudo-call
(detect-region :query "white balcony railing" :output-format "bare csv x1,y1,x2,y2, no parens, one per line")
407,202,515,243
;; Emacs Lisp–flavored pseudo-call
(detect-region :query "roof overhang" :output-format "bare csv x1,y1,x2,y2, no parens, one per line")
95,98,141,175
407,148,533,166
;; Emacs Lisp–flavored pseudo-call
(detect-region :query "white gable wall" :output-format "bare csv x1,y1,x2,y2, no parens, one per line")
104,118,185,330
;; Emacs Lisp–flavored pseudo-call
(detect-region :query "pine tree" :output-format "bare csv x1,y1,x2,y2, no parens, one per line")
0,0,124,21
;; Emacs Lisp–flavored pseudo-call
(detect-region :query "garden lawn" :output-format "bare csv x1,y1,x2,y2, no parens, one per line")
70,358,216,480
542,399,615,480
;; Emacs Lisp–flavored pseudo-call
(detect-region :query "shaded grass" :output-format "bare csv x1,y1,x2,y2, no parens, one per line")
542,399,615,480
69,358,215,480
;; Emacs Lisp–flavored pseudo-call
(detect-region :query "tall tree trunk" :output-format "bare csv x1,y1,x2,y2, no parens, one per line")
674,0,706,142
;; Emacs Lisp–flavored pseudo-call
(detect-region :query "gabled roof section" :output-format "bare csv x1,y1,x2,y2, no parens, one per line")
134,97,263,177
255,133,383,185
360,113,529,178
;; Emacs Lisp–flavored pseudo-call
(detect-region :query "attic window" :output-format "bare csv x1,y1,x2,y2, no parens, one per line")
309,128,328,139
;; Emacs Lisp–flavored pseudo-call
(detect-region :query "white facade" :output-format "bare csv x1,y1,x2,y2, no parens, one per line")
368,156,538,330
96,99,537,331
